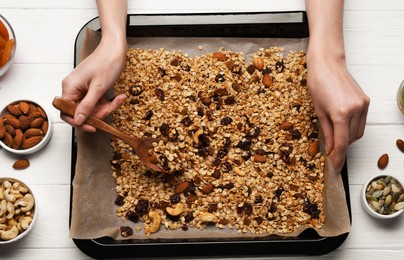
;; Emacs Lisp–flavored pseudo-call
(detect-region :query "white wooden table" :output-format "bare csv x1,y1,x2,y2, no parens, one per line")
0,1,403,259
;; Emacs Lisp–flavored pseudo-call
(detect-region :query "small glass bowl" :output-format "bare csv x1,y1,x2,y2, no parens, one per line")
0,99,53,154
362,174,404,219
0,177,37,244
0,14,17,77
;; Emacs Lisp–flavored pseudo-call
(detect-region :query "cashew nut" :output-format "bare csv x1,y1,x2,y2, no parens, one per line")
19,216,32,230
6,202,15,220
200,212,218,223
234,166,246,176
0,224,6,230
8,218,17,227
0,215,6,224
166,203,184,216
0,200,6,217
0,186,4,200
3,188,16,203
2,181,11,189
145,211,161,235
193,129,204,144
12,182,28,194
14,198,28,208
21,194,34,213
0,226,19,241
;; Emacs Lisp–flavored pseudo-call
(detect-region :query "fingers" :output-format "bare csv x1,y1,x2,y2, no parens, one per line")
92,94,126,119
73,83,106,126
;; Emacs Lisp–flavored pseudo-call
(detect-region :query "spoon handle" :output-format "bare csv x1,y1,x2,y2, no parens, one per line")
52,97,133,142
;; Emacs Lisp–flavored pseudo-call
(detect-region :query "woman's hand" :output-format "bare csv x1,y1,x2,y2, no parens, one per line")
60,0,128,132
61,38,127,132
307,53,370,172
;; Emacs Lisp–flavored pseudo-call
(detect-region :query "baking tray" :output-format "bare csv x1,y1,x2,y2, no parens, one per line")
69,12,351,259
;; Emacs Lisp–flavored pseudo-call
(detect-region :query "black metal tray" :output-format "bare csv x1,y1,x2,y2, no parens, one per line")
70,12,351,259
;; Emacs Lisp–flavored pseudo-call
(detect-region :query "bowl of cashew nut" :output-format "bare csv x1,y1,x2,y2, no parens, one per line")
0,178,36,244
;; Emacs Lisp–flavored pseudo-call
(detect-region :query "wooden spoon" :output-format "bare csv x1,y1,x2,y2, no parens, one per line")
52,96,163,172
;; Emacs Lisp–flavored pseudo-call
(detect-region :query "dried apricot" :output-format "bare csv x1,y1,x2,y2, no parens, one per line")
0,34,6,49
0,39,14,67
0,19,9,41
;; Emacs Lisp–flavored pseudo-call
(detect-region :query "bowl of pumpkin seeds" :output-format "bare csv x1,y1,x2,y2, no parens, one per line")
362,175,404,219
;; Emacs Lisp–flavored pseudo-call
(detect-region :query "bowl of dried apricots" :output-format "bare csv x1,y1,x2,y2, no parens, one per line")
0,14,16,77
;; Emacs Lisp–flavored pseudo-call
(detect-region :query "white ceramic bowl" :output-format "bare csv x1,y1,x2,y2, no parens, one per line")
0,99,53,154
0,177,37,244
362,174,404,219
0,14,17,77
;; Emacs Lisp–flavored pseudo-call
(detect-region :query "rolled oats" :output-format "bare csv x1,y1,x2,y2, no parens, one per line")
111,47,325,236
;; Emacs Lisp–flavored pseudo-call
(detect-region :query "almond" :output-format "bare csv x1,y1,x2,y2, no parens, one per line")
18,101,30,115
252,154,267,163
20,112,40,130
4,117,20,129
202,183,215,194
0,125,5,139
252,57,264,71
280,121,294,130
12,131,23,149
4,132,13,147
28,103,37,115
377,153,389,169
0,117,3,127
262,74,273,87
7,104,22,116
24,128,43,138
21,136,43,149
12,159,30,170
30,118,44,128
308,140,320,156
174,181,189,194
396,139,404,153
37,106,47,119
41,121,49,135
212,52,227,61
5,124,15,137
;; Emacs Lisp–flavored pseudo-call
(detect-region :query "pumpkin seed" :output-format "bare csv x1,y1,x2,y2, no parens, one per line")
372,190,384,198
383,186,391,196
398,194,404,203
395,202,404,211
385,195,392,206
384,176,392,184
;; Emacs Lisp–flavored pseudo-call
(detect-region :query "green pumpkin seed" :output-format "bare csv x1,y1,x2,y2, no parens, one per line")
385,195,392,206
395,202,404,211
371,200,381,211
383,186,391,196
366,195,377,202
398,194,404,203
372,190,384,199
393,192,401,202
384,176,392,184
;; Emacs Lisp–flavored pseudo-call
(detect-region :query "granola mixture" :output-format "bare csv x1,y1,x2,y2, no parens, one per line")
111,47,325,236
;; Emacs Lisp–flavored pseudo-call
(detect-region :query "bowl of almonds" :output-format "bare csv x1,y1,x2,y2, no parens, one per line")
0,100,52,154
362,174,404,219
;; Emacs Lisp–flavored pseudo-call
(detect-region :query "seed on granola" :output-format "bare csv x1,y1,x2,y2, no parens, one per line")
114,195,125,206
144,110,154,120
135,199,150,216
220,161,233,173
247,64,256,75
181,116,193,126
120,226,134,237
275,60,284,72
130,84,143,96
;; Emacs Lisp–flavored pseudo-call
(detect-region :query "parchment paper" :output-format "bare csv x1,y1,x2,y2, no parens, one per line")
69,29,351,240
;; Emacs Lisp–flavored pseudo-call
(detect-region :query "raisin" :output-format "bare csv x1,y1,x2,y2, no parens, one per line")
207,203,218,213
275,187,284,199
217,147,228,159
290,129,301,140
170,194,181,204
125,211,139,223
135,199,149,216
222,182,234,190
130,98,139,105
170,59,179,66
243,203,253,216
224,96,236,105
263,67,271,75
144,110,153,120
197,107,204,116
181,116,193,126
275,60,284,72
220,117,233,125
212,169,221,179
214,88,229,96
114,195,125,206
158,67,166,77
231,82,241,92
159,123,170,136
236,138,252,150
247,64,256,74
120,226,133,237
154,88,165,101
254,195,264,204
221,161,233,173
303,198,320,219
184,212,194,222
198,133,210,147
197,147,209,157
